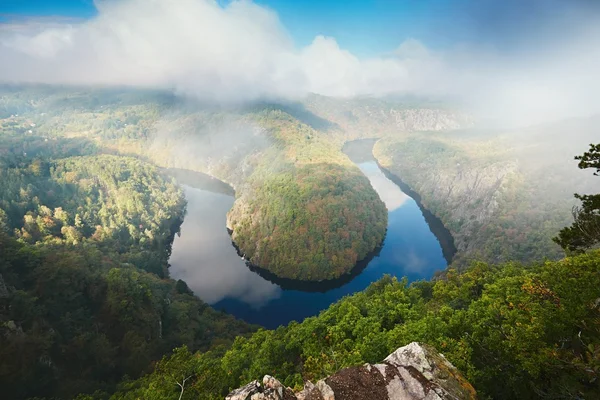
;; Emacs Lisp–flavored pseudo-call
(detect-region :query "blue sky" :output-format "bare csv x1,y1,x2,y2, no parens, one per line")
0,0,597,56
0,0,97,19
0,0,477,57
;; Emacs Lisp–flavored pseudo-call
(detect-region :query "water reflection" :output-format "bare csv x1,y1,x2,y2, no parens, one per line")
169,142,451,328
357,161,409,211
169,186,281,307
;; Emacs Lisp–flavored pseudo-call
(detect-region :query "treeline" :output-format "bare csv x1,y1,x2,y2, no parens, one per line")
107,250,600,400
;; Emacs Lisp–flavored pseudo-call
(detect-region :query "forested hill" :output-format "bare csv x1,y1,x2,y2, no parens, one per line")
0,139,255,399
373,123,598,269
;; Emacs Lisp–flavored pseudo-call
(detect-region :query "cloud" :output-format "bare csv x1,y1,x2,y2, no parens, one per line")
0,0,303,102
1,0,600,125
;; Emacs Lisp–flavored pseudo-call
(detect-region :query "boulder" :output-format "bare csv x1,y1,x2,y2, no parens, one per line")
226,376,296,400
384,342,476,399
226,380,260,400
226,342,476,400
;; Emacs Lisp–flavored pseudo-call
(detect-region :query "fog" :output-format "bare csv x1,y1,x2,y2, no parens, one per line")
1,0,600,126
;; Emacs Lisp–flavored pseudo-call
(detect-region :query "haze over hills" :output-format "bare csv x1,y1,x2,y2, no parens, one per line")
1,1,600,400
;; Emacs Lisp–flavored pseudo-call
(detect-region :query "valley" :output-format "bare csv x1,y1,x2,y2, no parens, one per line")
0,86,598,400
2,1,600,399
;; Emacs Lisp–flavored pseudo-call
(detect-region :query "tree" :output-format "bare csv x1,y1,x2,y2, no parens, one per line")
154,346,199,400
576,143,600,174
554,143,600,252
0,209,8,233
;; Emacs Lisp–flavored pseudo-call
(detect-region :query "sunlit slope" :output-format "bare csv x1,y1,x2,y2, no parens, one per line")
1,87,390,281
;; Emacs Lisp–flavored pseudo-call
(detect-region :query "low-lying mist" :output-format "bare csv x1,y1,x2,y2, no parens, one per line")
1,0,600,127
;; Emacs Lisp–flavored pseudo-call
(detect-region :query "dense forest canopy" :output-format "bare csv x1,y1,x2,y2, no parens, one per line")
228,163,387,280
109,250,600,400
0,86,389,281
1,86,599,400
0,232,254,399
0,130,255,399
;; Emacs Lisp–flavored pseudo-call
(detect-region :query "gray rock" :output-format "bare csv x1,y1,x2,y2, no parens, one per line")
385,342,476,399
226,376,295,400
226,342,476,400
226,380,261,400
296,381,324,400
315,380,335,400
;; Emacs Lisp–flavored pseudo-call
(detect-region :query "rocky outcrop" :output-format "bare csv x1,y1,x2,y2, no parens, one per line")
226,375,296,400
387,109,473,132
302,95,474,137
226,342,476,400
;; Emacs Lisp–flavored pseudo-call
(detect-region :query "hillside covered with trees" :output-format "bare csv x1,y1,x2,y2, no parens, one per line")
0,131,255,399
373,125,598,269
108,249,600,400
1,86,599,400
1,86,392,281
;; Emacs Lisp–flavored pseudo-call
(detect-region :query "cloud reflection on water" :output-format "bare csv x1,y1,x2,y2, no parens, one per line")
169,186,281,308
358,161,409,211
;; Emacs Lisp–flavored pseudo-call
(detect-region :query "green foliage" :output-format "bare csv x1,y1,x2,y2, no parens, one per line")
0,138,254,399
0,234,253,399
554,143,600,252
228,163,387,280
111,252,600,399
576,143,600,174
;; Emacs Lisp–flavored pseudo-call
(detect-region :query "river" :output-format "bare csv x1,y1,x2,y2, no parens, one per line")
168,140,450,328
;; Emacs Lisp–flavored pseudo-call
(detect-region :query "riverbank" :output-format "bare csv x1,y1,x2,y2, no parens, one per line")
169,144,448,328
344,138,457,265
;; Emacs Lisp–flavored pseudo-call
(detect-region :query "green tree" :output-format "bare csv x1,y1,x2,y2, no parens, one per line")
554,143,600,252
156,347,199,400
0,208,8,233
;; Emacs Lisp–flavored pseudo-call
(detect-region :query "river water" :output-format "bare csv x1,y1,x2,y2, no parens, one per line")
169,142,449,328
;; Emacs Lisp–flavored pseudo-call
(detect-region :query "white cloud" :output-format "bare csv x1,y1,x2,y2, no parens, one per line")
1,0,600,125
0,0,302,102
